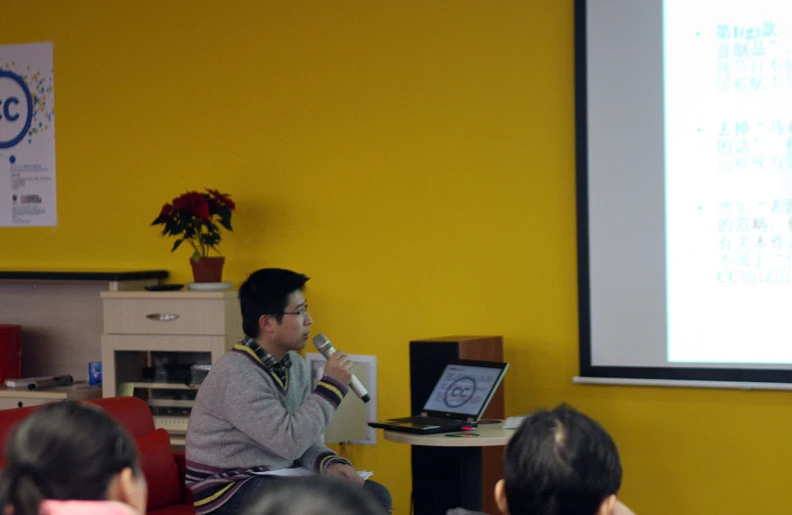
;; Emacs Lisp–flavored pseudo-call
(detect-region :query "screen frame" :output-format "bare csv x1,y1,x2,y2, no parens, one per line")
421,359,509,419
574,0,792,386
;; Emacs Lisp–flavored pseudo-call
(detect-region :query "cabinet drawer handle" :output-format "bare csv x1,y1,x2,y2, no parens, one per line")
146,313,179,321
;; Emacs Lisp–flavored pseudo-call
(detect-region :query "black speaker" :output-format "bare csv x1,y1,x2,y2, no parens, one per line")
408,336,504,515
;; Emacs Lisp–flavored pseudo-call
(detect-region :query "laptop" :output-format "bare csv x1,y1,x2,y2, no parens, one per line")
368,359,509,434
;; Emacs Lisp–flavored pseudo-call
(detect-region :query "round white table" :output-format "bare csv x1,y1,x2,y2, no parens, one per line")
383,423,513,447
382,423,514,514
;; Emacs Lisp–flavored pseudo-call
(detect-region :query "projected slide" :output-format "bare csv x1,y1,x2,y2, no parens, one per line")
665,1,792,363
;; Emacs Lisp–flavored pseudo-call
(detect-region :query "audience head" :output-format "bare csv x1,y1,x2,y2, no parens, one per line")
239,268,310,337
0,401,147,515
240,476,387,515
496,404,622,515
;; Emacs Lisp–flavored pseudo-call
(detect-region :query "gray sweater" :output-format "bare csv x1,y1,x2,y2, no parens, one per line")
185,348,349,513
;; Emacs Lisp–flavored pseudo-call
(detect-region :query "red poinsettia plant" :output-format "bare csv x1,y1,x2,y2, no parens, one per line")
151,189,235,261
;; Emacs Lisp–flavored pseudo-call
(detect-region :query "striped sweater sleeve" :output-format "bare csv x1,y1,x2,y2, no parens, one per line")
313,374,347,408
296,374,352,472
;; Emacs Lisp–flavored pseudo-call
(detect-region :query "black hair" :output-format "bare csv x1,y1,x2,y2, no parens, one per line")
503,404,622,515
0,401,141,515
239,268,310,337
240,476,387,515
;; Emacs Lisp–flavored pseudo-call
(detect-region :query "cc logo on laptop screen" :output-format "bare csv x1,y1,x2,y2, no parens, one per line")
443,376,477,408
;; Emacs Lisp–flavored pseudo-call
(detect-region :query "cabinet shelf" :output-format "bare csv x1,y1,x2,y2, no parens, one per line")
147,398,195,408
126,381,200,391
153,415,189,433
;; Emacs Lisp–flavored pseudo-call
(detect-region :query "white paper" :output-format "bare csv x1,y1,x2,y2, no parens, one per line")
502,416,525,430
0,41,57,227
252,467,316,477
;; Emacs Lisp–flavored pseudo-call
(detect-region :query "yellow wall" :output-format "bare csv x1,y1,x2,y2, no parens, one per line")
3,2,791,514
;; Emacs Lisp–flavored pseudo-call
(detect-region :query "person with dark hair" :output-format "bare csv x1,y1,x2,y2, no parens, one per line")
186,268,391,515
240,476,387,515
493,404,635,515
0,401,147,515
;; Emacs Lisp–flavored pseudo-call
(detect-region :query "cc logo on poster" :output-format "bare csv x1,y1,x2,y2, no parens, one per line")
0,69,33,149
443,376,477,408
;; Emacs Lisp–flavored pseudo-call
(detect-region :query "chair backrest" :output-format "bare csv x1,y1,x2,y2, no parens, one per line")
0,396,184,511
0,396,156,465
85,396,157,436
0,405,35,462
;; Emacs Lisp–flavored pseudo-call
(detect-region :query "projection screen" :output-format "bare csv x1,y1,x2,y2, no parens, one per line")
575,0,792,388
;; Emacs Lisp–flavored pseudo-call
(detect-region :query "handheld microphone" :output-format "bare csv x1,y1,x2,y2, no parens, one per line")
312,333,371,403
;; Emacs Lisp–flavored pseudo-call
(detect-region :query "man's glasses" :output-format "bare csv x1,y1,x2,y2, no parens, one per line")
283,305,308,317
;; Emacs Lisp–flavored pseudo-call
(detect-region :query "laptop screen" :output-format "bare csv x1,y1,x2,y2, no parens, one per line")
421,361,508,417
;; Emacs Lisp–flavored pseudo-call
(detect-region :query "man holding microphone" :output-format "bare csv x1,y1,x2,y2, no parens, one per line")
185,268,391,515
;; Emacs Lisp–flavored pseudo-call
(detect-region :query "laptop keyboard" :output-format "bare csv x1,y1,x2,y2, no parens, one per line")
390,416,461,426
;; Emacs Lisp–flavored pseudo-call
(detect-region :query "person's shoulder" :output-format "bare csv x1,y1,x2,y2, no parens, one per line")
194,351,256,395
613,500,637,515
40,500,139,515
214,348,257,369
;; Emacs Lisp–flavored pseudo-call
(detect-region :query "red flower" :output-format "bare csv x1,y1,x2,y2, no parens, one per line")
207,189,236,210
180,194,209,221
151,189,235,259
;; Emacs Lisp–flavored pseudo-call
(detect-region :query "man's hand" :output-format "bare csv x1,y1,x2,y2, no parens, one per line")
324,462,365,486
323,351,353,385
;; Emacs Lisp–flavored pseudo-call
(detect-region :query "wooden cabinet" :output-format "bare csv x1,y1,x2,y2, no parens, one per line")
100,290,243,446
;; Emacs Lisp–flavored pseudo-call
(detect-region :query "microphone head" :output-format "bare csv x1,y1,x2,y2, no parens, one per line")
312,333,331,351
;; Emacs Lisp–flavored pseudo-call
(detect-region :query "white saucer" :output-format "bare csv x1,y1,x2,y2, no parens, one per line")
186,281,233,291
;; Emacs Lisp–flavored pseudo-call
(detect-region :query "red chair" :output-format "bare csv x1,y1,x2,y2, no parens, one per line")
0,396,194,515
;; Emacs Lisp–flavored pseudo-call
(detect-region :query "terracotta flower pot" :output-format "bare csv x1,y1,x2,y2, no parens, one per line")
190,256,225,283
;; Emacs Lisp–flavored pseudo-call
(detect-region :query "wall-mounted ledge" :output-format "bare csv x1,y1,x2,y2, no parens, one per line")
0,270,169,281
